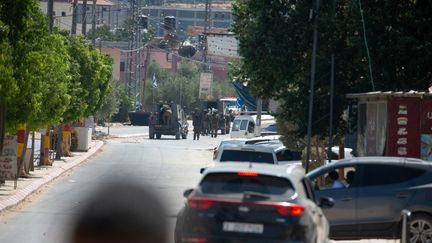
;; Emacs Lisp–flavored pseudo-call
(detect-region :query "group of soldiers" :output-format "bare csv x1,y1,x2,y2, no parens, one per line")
192,108,220,140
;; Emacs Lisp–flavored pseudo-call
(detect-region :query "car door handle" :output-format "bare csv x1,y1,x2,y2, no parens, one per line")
341,197,353,202
397,192,409,198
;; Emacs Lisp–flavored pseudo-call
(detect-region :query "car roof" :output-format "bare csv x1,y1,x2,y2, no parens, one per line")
203,162,305,182
307,156,431,174
245,135,281,144
218,143,278,153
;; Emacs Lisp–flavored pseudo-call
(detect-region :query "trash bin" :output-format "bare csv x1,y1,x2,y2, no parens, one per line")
76,127,92,151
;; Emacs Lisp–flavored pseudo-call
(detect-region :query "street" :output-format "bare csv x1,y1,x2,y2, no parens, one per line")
0,127,398,243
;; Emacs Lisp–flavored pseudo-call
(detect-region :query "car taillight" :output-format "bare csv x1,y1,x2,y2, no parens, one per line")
275,202,304,216
182,237,207,243
237,171,258,177
188,197,215,209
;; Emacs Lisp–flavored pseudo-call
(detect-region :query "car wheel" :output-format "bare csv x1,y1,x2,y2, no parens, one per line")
149,133,154,139
156,133,161,139
410,213,432,243
175,130,180,140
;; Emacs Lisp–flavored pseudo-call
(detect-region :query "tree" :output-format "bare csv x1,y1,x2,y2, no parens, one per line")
96,79,125,124
231,0,432,142
66,36,112,120
2,0,70,131
144,61,200,110
0,21,17,154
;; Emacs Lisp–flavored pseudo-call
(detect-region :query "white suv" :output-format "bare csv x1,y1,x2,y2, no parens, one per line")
213,142,302,165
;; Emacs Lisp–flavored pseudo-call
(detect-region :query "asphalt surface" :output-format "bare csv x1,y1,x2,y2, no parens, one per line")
0,126,398,243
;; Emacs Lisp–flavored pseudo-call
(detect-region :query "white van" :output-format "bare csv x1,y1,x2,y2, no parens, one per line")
230,114,275,138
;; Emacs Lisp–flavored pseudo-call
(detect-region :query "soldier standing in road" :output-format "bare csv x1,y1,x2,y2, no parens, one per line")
192,109,202,140
201,109,209,136
210,109,219,138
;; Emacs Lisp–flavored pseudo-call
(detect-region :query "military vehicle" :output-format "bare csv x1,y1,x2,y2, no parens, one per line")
149,102,189,140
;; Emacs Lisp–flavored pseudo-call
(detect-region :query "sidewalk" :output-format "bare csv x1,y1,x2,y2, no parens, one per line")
0,140,104,212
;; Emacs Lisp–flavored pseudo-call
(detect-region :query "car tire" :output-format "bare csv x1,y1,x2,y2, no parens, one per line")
175,130,180,140
156,133,161,139
409,213,432,243
149,133,154,139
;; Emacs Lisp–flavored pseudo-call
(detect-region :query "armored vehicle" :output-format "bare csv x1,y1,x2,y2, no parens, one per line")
149,102,188,140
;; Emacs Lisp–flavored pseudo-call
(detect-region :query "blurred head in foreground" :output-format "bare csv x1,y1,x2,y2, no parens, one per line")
71,181,167,243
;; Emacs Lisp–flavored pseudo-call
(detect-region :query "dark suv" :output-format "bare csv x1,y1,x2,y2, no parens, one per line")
175,163,333,243
306,156,432,242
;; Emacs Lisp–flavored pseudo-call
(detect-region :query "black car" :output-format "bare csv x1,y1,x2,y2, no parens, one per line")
175,163,333,243
306,156,432,242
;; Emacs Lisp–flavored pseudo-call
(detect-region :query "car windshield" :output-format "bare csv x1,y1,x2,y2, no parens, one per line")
200,173,295,197
220,150,275,164
223,100,237,108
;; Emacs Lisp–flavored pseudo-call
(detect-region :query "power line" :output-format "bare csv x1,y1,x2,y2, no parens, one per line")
358,0,375,90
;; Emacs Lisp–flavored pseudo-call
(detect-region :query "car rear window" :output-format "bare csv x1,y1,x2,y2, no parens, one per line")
220,150,275,164
200,173,295,196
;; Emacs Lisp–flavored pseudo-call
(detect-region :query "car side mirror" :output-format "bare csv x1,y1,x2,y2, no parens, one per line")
200,168,205,174
318,197,334,208
183,188,194,198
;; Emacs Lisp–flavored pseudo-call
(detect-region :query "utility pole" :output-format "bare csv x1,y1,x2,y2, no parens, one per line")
71,0,78,35
202,0,212,69
47,0,54,31
127,0,136,98
91,0,96,45
327,0,336,163
82,0,88,35
327,54,335,162
305,0,320,173
135,0,142,109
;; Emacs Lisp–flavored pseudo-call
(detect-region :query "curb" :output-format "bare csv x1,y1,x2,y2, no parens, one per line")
0,140,105,213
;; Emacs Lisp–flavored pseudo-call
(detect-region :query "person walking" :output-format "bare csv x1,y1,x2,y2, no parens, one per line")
192,109,202,140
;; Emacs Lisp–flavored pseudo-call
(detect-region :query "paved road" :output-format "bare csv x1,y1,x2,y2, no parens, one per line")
0,127,398,242
0,131,219,243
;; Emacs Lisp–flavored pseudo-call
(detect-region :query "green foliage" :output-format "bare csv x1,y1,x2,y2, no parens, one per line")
2,0,72,131
144,62,200,110
24,33,72,129
67,36,113,120
0,22,17,105
211,80,237,100
231,0,432,140
89,22,155,43
96,79,126,122
112,83,133,122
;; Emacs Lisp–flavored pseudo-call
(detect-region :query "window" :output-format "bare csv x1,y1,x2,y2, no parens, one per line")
220,150,274,164
247,121,255,133
313,167,357,190
359,164,425,187
276,149,302,161
200,173,295,196
240,120,248,130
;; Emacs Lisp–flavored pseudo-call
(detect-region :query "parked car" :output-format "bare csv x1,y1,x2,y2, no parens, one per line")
212,143,302,165
212,138,248,160
230,114,275,138
212,136,282,160
261,122,278,136
306,156,432,242
175,163,334,243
